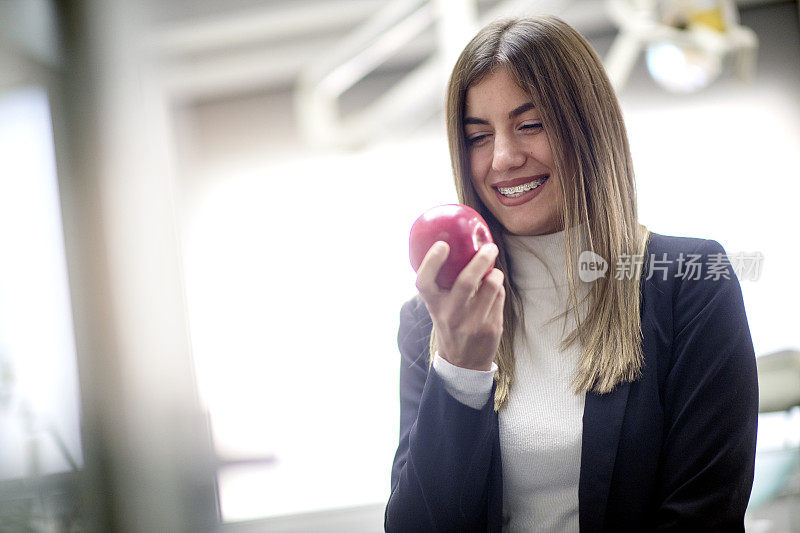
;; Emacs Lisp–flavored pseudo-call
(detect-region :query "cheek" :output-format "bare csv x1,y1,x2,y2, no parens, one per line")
469,149,489,180
468,150,478,174
468,160,490,202
469,172,484,201
543,150,555,169
541,137,556,168
467,154,478,186
528,137,554,167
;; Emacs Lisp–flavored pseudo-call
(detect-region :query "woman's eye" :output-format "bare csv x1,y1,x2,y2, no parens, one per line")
520,123,543,131
468,134,490,146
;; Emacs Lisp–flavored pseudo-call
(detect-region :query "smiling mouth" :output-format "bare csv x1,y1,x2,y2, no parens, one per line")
496,176,549,198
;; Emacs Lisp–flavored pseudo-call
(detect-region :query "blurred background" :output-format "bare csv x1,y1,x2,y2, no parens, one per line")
0,0,798,531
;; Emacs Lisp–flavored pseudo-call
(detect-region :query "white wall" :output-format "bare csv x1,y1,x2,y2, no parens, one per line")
175,2,800,523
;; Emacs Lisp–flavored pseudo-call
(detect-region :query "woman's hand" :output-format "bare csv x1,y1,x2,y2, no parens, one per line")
415,241,505,371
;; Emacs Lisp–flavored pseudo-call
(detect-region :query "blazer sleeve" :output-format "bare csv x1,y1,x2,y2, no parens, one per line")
385,296,498,532
654,239,759,531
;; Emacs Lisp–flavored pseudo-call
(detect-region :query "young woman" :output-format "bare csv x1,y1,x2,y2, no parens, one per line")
385,16,758,532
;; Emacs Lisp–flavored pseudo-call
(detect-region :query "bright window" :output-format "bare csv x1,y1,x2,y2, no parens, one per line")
0,87,82,481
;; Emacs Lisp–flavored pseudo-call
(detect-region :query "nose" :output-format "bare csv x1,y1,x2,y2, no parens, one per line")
491,132,526,173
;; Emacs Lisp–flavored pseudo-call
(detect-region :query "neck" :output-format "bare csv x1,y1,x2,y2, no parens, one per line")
501,223,589,289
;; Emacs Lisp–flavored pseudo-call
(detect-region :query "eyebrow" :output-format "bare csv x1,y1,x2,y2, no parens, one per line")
464,102,536,125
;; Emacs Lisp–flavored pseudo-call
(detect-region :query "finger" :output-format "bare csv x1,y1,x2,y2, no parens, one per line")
487,282,505,329
473,268,504,320
416,241,449,299
450,243,499,305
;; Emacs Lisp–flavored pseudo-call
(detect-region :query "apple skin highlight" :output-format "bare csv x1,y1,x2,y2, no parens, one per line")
409,204,495,290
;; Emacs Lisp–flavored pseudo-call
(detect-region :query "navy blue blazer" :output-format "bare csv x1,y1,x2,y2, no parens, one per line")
385,233,758,532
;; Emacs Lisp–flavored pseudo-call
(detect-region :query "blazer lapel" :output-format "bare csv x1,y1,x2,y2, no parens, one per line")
578,380,631,531
578,240,651,530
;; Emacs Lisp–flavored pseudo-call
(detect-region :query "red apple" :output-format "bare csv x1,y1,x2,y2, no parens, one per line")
409,204,495,290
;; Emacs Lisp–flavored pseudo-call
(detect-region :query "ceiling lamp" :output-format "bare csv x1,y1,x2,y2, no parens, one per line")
605,0,758,93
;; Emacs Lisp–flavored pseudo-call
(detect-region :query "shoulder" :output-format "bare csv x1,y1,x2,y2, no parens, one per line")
644,231,745,338
644,231,724,258
642,232,731,289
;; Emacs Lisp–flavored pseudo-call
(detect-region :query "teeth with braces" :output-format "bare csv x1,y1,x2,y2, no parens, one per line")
498,176,548,197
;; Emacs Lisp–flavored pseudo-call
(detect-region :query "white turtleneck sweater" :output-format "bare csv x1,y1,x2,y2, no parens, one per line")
432,225,591,532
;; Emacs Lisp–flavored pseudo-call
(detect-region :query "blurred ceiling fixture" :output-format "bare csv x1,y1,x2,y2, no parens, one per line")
295,0,479,149
295,0,586,149
605,0,758,93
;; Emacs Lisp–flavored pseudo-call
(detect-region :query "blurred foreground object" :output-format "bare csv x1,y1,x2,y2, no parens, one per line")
606,0,758,92
749,350,800,511
0,0,219,530
757,349,800,414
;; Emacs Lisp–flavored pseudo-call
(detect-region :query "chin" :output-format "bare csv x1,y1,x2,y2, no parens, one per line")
498,216,546,236
508,219,563,236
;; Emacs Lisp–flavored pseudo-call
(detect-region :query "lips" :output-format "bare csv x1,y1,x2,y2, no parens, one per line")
497,176,548,197
492,174,549,189
492,174,550,207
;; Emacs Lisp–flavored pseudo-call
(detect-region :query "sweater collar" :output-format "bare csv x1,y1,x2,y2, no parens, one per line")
502,223,589,290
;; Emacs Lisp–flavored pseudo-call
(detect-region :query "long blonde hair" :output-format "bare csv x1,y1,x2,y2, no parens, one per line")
436,16,651,411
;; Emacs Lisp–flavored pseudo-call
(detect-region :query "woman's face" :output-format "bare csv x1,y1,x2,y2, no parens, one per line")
464,68,564,236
